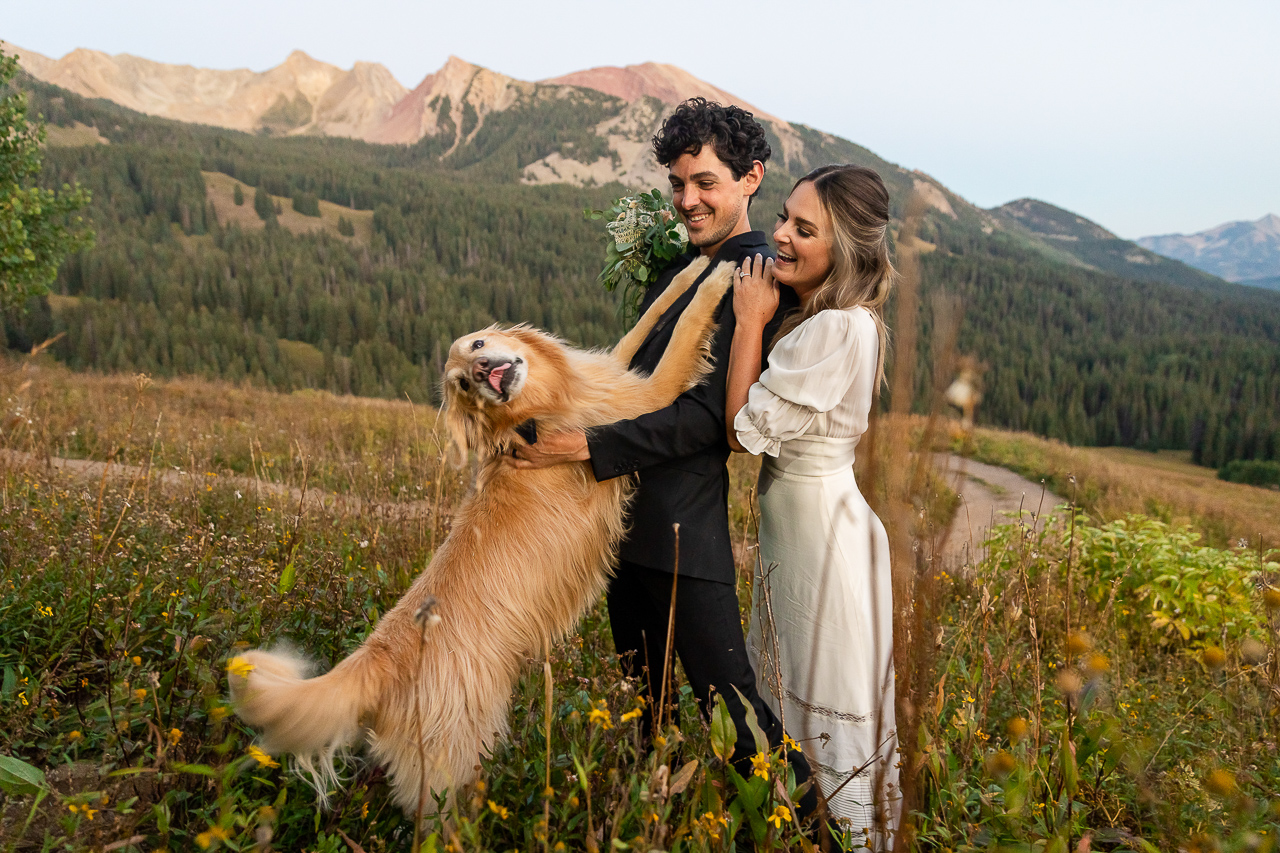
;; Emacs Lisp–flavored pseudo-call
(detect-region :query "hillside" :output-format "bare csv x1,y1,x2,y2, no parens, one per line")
2,364,1277,851
991,198,1227,289
10,41,1232,287
1138,213,1280,283
3,55,1279,468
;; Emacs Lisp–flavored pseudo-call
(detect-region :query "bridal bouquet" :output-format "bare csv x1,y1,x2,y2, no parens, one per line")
586,189,688,322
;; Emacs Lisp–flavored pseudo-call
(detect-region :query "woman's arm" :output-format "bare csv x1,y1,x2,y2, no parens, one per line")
725,253,779,452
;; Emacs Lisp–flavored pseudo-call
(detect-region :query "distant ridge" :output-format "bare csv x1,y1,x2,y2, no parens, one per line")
7,43,407,138
1138,214,1280,283
990,198,1225,289
543,62,779,122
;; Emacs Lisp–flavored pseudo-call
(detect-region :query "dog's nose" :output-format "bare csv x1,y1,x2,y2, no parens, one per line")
475,357,490,369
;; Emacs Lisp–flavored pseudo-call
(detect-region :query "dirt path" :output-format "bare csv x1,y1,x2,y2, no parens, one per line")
7,448,1060,567
935,453,1064,568
0,449,438,520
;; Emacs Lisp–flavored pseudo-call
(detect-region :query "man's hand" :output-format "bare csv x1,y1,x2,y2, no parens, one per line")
505,429,591,469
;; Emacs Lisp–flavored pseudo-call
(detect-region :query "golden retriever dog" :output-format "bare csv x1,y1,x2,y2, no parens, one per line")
228,256,733,813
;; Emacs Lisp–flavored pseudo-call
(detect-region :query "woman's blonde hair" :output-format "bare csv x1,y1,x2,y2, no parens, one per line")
774,164,895,390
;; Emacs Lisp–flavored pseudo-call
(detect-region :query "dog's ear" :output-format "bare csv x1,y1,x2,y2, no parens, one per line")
443,402,474,468
440,384,477,467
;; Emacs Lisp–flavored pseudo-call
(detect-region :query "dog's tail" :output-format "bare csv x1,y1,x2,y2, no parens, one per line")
228,647,381,803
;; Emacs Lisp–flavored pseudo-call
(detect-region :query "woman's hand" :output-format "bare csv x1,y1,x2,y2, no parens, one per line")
734,253,779,332
725,254,776,453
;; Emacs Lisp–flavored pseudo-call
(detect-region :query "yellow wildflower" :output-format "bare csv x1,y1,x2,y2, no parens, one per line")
767,805,792,828
750,751,771,779
987,751,1017,776
783,733,801,752
1263,587,1280,611
246,745,279,768
1204,768,1237,798
225,657,256,678
1006,717,1028,744
131,656,142,666
133,688,148,702
620,708,643,723
167,728,182,746
1066,631,1093,656
195,831,213,849
587,704,613,730
1085,653,1111,674
68,730,83,742
209,704,230,722
487,800,509,820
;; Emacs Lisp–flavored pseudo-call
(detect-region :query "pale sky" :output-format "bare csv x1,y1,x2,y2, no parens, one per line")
4,0,1277,239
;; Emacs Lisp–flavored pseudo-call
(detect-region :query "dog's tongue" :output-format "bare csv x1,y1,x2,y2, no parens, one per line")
487,363,510,392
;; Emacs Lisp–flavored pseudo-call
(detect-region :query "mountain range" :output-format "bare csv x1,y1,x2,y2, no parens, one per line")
4,41,1240,290
5,40,1278,469
2,39,1249,295
1137,214,1280,289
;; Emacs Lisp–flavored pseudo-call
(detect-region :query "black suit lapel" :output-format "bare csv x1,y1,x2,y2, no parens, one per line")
627,232,769,370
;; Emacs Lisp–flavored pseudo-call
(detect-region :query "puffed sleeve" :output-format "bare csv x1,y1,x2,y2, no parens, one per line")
733,309,865,456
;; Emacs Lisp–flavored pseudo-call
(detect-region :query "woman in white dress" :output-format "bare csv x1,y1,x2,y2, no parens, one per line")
725,165,899,847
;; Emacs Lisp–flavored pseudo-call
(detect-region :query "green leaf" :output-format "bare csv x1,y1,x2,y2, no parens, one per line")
731,685,769,755
709,693,737,762
728,766,769,843
0,755,47,796
278,562,297,594
1059,728,1078,796
170,762,219,777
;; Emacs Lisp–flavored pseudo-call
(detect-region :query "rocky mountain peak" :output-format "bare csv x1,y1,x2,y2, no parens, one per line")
1138,213,1280,283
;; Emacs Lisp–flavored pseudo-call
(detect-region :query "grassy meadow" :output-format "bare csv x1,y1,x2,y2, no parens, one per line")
1,355,1278,852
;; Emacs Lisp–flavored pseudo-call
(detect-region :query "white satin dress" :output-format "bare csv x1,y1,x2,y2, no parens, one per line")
734,306,899,843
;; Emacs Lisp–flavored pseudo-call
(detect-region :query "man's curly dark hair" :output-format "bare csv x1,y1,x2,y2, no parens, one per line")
651,97,772,180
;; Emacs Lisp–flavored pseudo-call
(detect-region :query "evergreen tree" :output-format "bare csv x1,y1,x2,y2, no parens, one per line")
292,192,320,217
233,183,244,206
253,186,275,223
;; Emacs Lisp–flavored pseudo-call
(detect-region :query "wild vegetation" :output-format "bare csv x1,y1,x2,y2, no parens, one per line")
0,51,93,311
2,354,1277,852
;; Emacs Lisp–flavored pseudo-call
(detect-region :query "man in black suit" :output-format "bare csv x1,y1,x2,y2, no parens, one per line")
510,98,816,815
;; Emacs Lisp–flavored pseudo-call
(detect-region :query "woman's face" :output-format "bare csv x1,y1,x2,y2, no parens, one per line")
771,180,834,299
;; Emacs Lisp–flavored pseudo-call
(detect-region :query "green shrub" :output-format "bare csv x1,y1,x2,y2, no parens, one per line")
291,192,320,217
1218,458,1280,488
252,186,275,222
232,183,244,206
337,215,355,237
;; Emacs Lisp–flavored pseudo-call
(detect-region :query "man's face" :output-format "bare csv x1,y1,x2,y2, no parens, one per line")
667,146,760,254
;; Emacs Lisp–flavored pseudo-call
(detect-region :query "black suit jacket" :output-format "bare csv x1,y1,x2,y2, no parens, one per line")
586,230,798,583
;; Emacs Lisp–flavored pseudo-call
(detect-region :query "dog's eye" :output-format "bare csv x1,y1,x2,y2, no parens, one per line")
471,340,485,351
457,377,471,392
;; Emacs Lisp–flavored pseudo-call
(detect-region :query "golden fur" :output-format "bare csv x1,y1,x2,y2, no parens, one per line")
229,257,733,813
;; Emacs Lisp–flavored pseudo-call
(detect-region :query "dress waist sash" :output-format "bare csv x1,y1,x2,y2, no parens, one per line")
763,434,860,478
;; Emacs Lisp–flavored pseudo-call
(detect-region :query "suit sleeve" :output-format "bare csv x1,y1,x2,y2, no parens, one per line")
586,294,736,481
